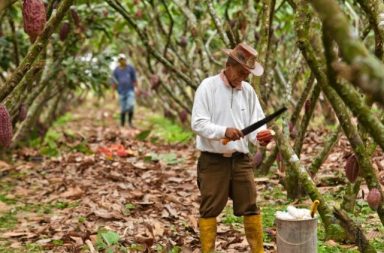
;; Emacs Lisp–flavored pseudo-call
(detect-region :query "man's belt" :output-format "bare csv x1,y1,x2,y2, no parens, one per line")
201,151,246,158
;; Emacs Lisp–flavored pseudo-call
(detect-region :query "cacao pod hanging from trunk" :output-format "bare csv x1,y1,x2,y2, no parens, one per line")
345,154,359,183
23,0,46,42
179,36,188,48
304,100,311,113
0,104,13,148
70,8,81,27
150,75,161,90
367,188,382,210
288,121,297,139
163,109,175,120
59,22,70,41
179,110,188,123
18,104,28,122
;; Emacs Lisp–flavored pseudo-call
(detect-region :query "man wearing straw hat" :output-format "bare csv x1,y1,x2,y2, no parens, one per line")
191,42,273,253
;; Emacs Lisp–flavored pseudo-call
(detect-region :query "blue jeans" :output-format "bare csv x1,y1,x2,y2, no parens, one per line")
119,90,135,113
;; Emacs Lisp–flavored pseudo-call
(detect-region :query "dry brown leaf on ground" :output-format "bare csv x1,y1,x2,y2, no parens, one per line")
60,186,84,199
0,201,11,213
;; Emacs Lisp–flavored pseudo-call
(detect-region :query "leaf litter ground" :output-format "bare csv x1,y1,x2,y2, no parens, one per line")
0,96,383,253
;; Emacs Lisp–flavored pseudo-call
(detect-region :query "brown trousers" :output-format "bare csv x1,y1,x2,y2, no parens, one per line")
197,152,259,218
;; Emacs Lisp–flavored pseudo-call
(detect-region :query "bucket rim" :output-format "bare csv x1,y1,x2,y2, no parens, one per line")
275,217,319,222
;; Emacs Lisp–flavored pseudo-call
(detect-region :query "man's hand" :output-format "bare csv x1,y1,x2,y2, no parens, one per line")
256,129,274,146
225,128,243,141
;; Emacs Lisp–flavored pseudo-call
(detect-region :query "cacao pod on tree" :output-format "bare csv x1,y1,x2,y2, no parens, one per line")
59,22,70,41
367,188,382,210
0,105,13,148
23,0,46,42
252,151,263,167
179,110,188,123
345,154,359,183
276,152,282,162
150,75,161,90
70,8,81,27
191,27,198,37
288,121,297,139
179,36,188,48
103,9,109,18
304,100,311,113
163,109,174,120
18,104,28,122
135,9,143,18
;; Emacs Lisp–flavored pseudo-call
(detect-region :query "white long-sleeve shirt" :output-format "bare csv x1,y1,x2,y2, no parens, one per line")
191,71,266,154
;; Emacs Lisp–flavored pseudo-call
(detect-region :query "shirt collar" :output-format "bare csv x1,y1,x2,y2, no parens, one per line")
219,70,242,90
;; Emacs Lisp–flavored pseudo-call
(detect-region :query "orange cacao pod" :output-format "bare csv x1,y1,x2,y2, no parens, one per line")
257,129,273,143
367,188,382,210
23,0,46,42
345,154,359,183
0,104,13,147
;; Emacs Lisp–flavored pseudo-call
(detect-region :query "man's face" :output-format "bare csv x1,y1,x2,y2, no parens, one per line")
226,63,251,88
118,58,127,66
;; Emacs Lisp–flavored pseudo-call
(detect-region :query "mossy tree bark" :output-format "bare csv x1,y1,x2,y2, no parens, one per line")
309,0,384,108
355,0,384,60
333,208,377,253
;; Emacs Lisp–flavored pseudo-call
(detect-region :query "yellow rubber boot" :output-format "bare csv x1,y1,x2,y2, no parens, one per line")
199,217,217,253
244,214,264,253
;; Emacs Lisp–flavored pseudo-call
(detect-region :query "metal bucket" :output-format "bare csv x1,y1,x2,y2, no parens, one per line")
276,217,318,253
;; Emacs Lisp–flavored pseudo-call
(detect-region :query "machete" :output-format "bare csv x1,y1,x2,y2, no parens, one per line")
222,107,287,145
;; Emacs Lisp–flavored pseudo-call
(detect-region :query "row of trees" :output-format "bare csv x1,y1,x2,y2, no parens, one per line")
0,0,383,251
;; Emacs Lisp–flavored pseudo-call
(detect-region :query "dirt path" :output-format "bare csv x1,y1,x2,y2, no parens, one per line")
1,95,383,253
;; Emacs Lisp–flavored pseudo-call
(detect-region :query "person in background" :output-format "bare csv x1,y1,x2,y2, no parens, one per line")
111,53,137,128
191,42,273,253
